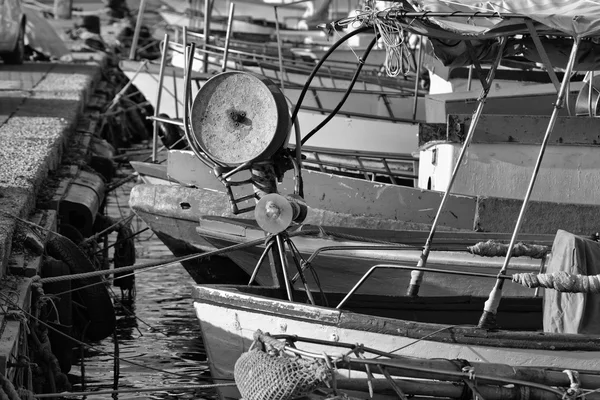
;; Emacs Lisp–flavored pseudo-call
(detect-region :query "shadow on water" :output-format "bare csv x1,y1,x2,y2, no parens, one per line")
67,169,217,399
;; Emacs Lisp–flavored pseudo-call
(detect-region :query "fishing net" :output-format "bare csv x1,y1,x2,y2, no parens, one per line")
234,337,331,400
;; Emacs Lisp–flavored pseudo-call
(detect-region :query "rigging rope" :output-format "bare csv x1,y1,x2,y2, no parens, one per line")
349,1,416,77
38,227,323,284
467,240,550,259
512,271,600,293
0,291,235,383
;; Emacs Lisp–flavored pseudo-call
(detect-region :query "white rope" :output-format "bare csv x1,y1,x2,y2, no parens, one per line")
345,1,415,77
369,3,411,77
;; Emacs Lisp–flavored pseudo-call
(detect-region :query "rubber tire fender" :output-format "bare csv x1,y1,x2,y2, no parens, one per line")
41,256,73,374
46,233,116,342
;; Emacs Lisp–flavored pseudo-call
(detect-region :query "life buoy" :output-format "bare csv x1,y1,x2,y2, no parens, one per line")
46,233,115,342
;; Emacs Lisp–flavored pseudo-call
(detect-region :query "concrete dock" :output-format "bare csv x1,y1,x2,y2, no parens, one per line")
0,5,140,392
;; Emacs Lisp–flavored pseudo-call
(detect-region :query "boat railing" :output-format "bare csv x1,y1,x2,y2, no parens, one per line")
161,45,420,123
197,42,393,84
296,145,418,186
169,40,377,81
176,44,400,95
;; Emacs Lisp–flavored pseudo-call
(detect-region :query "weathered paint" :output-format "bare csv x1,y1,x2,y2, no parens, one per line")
192,287,600,400
419,142,600,206
447,114,600,146
129,161,177,186
168,150,477,229
475,196,600,235
424,81,584,123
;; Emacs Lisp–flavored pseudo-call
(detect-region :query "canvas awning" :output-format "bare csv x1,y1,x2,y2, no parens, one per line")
358,1,600,69
409,0,600,38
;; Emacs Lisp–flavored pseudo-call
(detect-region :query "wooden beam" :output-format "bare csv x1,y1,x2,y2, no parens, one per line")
447,114,600,145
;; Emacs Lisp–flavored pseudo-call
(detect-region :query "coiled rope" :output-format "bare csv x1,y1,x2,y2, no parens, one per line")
512,271,600,293
467,240,550,259
351,2,415,77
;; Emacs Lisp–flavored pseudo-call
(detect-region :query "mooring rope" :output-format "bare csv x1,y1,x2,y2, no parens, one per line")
0,291,235,384
512,271,600,293
39,227,322,284
467,240,550,259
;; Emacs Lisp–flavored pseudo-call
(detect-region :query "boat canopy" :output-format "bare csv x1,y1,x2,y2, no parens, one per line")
410,0,600,38
357,1,600,69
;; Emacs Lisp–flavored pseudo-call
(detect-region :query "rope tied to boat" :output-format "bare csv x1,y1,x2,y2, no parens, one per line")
235,330,332,400
467,240,550,259
512,271,600,293
346,1,415,77
562,370,582,400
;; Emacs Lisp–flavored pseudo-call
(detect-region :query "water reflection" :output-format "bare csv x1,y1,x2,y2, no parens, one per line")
68,176,215,399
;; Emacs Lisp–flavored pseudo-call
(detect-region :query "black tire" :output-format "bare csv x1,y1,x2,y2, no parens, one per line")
90,155,115,182
42,257,74,374
46,233,116,342
58,223,85,245
3,23,25,65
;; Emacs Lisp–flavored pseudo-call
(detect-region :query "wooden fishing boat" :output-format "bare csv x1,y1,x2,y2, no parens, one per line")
179,2,600,399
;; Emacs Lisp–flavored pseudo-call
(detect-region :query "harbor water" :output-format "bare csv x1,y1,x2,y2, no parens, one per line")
70,164,217,399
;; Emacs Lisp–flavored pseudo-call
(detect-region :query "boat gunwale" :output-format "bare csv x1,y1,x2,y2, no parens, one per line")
192,284,600,351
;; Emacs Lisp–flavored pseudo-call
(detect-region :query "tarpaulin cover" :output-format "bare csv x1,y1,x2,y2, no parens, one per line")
543,230,600,334
410,0,600,38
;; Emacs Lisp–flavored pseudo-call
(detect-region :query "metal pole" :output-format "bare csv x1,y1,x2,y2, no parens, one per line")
128,0,147,60
406,37,507,297
152,33,170,163
477,38,581,329
276,234,294,302
172,69,179,119
274,5,286,92
202,0,212,74
588,71,594,116
222,3,236,72
107,60,148,111
411,36,423,121
467,65,473,91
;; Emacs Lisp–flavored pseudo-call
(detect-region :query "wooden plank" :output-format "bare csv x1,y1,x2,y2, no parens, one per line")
447,114,600,146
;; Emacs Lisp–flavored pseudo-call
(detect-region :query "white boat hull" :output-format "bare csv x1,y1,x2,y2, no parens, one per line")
192,286,600,400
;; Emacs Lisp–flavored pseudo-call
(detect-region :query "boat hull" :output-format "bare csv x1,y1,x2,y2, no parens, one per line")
130,187,250,284
129,183,543,295
192,285,600,400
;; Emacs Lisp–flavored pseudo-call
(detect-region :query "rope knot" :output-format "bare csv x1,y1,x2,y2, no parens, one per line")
562,370,581,400
462,366,476,380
